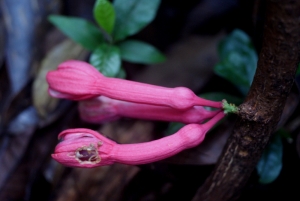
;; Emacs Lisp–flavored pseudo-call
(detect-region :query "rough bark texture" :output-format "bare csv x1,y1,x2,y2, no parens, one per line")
192,0,300,200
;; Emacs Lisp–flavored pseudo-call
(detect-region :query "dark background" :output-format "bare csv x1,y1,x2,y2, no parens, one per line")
0,0,299,200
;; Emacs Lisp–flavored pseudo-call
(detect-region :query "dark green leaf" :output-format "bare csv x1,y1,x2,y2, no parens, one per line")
48,15,104,51
116,67,127,78
219,30,252,59
277,128,293,143
165,122,185,136
199,92,243,105
89,44,121,77
215,51,256,86
166,115,225,135
256,133,283,184
296,63,300,76
214,29,258,95
119,40,166,64
93,0,115,34
277,128,289,139
113,0,161,41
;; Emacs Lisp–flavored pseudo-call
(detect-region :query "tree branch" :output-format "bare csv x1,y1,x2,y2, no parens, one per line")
192,0,300,200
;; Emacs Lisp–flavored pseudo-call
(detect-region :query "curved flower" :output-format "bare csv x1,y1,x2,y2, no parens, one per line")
79,96,220,124
46,60,222,109
52,111,225,168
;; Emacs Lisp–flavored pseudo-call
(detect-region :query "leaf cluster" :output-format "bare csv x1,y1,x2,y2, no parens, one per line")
49,0,166,77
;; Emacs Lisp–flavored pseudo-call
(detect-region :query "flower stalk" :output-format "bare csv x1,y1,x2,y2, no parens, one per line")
222,99,239,114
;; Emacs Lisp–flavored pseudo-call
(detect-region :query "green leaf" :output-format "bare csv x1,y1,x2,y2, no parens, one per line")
215,52,253,87
256,133,283,184
115,67,127,78
113,0,161,41
119,40,166,64
214,29,258,95
89,44,121,77
93,0,115,34
48,15,104,51
219,30,252,59
165,122,185,136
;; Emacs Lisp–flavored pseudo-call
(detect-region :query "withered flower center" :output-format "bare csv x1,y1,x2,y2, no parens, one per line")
75,143,101,164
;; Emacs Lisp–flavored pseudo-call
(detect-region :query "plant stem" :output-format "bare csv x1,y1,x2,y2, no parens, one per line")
192,1,300,200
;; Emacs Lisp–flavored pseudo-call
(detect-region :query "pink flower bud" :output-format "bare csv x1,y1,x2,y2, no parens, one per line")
46,60,222,109
51,111,225,168
79,96,220,124
46,60,104,100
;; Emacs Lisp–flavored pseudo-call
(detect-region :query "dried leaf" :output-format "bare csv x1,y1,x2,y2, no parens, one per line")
132,34,224,90
0,18,5,68
0,106,79,200
32,39,89,119
1,79,32,130
0,106,38,190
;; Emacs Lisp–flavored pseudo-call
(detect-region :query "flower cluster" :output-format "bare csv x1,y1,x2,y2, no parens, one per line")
46,60,226,168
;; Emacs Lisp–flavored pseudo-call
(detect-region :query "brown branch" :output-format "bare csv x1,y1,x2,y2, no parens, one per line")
192,0,300,200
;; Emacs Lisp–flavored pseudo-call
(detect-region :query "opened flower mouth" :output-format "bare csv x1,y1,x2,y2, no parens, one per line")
52,129,116,168
74,143,102,164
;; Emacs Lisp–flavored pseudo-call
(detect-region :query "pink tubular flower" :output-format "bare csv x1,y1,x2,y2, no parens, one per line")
46,60,222,109
79,96,220,124
51,111,225,168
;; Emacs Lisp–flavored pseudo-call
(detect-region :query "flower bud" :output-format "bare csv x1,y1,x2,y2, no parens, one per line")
79,96,220,124
46,60,104,100
46,60,222,109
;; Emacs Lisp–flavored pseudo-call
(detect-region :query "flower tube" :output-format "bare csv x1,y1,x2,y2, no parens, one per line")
46,60,222,109
79,96,220,124
51,111,225,168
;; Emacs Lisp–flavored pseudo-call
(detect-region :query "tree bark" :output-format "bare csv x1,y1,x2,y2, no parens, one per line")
192,0,300,200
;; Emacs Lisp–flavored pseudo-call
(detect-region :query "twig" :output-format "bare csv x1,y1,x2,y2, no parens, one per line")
192,0,300,200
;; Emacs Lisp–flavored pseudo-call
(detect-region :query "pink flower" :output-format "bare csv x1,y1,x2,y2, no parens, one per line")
51,111,225,168
79,96,220,124
46,60,222,109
